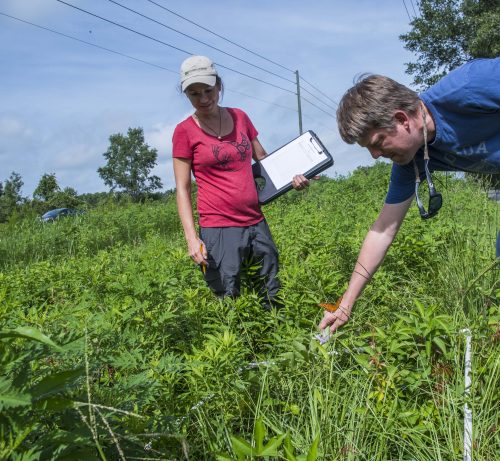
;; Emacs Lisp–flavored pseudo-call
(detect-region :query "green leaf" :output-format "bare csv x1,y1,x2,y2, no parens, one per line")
216,454,237,461
33,396,76,411
283,434,298,461
0,327,63,352
0,391,31,408
425,339,431,358
230,436,253,457
253,418,265,453
284,446,298,461
30,367,84,400
432,337,447,356
260,433,286,456
414,300,426,320
306,434,320,461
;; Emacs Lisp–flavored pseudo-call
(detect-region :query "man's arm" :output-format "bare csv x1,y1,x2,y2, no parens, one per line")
319,195,413,333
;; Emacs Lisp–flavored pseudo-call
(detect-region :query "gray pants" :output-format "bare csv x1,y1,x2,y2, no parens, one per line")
199,220,280,301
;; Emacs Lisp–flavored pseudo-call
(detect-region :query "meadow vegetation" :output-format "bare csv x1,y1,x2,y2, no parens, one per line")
0,163,498,460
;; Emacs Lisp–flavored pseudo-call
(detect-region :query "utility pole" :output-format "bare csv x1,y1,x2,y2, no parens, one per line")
295,70,303,135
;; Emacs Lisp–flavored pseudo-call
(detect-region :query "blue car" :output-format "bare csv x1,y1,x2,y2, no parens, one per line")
40,208,82,222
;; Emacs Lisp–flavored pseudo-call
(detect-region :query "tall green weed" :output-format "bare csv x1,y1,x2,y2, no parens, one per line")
0,163,498,459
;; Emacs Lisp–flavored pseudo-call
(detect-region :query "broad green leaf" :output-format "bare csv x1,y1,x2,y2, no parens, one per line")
230,436,253,457
260,433,286,456
284,446,298,461
0,391,31,408
425,340,431,358
0,327,63,352
284,434,298,461
55,446,101,461
415,300,426,319
434,318,453,334
292,340,307,352
216,454,237,461
33,396,76,411
306,434,320,461
253,417,265,452
30,367,84,400
314,388,323,407
432,337,448,356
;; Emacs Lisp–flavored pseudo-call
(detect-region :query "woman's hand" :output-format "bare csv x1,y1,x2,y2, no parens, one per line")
188,237,207,268
292,174,310,190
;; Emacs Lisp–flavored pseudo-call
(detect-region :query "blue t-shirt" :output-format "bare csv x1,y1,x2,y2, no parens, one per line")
386,58,500,204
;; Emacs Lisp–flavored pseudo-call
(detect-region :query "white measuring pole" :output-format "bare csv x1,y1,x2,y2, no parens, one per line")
461,329,472,461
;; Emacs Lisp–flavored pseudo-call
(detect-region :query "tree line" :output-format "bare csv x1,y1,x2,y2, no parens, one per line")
0,127,168,224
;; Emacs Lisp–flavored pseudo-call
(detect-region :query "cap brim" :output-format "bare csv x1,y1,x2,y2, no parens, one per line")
182,75,217,92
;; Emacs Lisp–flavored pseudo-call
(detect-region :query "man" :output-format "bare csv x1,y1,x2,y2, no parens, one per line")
320,57,500,333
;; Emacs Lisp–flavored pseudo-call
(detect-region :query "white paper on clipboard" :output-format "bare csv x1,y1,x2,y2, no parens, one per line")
259,133,328,189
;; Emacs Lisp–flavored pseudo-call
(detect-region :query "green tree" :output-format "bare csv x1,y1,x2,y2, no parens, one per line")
33,173,60,202
49,187,82,209
98,127,162,200
400,0,500,88
0,172,25,222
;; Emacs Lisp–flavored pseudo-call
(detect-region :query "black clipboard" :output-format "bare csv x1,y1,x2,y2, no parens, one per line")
252,130,333,204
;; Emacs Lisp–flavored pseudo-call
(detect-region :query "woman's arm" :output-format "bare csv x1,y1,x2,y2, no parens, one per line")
251,137,267,161
173,157,206,265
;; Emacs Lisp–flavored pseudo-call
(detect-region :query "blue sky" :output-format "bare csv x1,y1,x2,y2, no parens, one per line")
0,0,417,196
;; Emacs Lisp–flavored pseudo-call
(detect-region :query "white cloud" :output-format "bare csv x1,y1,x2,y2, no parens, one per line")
0,116,32,138
53,143,102,169
3,0,58,21
145,121,177,157
146,121,179,190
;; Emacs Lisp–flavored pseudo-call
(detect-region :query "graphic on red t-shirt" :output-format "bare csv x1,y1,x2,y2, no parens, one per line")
211,132,250,171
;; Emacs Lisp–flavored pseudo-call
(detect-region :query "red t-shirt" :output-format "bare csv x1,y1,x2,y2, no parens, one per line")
172,107,264,227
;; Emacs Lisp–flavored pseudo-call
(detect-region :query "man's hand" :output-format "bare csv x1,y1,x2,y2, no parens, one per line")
318,305,351,333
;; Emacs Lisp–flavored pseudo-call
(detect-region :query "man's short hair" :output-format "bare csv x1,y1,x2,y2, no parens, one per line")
336,74,420,144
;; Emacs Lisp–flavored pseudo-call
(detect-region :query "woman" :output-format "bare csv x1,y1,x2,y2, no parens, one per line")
172,55,308,309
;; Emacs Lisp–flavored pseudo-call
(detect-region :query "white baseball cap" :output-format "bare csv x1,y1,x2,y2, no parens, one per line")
180,55,218,92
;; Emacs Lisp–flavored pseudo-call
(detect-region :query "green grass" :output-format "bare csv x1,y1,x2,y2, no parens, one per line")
0,163,498,460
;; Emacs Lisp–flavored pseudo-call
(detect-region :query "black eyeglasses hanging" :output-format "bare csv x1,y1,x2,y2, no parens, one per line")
413,104,443,219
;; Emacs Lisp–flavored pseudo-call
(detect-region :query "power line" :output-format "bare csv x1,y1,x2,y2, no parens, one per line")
0,11,177,74
0,11,298,114
1,12,338,154
54,1,187,56
409,0,419,18
139,0,338,110
299,85,338,112
401,0,412,22
301,96,336,120
55,0,296,95
226,89,297,113
300,75,338,107
4,6,338,120
105,0,296,85
144,0,295,74
143,1,340,112
301,112,338,135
